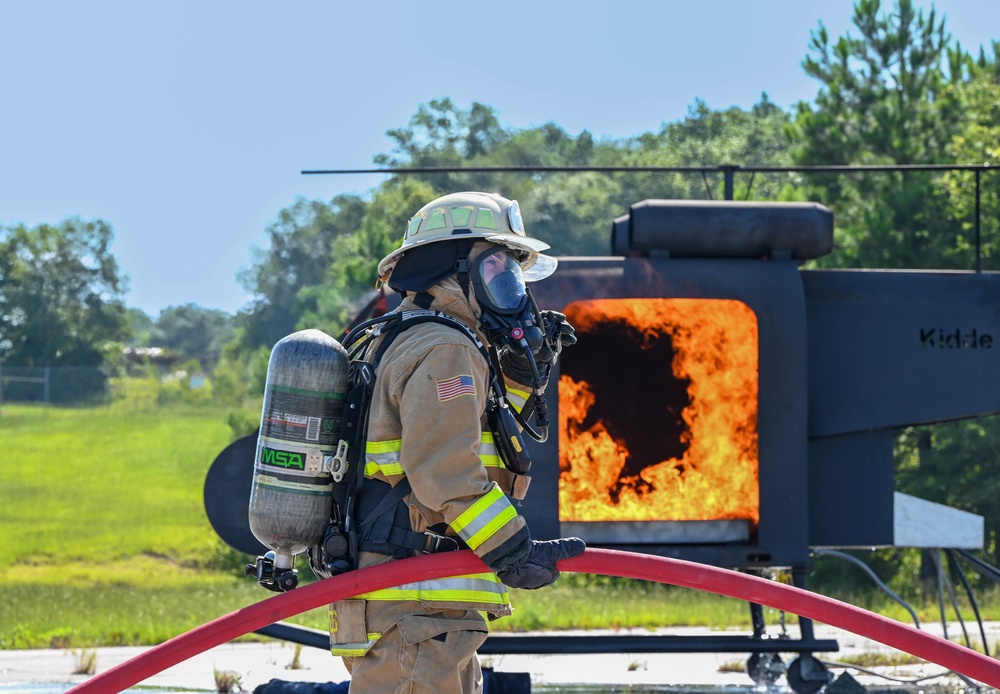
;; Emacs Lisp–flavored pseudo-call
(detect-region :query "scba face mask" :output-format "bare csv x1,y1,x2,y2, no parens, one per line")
470,246,551,454
475,249,527,313
471,248,544,354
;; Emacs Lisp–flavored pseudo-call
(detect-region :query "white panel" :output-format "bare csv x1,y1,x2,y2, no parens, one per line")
893,492,984,549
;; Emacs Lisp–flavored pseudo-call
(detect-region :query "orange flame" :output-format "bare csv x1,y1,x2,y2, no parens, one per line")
559,299,759,524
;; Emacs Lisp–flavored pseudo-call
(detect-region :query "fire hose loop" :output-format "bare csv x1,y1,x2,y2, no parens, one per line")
67,548,1000,693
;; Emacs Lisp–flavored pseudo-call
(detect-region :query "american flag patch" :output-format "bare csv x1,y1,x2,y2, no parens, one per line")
436,374,476,402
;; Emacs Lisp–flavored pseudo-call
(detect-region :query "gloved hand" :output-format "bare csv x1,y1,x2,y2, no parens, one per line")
499,311,577,385
537,309,577,362
496,537,586,590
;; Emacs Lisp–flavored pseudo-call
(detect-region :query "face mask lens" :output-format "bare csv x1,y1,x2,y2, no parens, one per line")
478,250,526,312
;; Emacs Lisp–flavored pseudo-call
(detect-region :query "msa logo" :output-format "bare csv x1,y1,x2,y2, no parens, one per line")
261,447,305,469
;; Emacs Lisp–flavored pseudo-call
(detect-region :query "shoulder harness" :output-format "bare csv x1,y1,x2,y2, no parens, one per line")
308,309,531,577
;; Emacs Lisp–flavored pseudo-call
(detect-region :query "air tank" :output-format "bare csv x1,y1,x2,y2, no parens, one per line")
249,329,349,571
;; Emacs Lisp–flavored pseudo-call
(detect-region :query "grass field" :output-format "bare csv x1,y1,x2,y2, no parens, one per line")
3,403,231,570
2,400,994,650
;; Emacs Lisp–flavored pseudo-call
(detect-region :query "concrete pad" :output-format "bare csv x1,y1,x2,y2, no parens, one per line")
0,623,985,693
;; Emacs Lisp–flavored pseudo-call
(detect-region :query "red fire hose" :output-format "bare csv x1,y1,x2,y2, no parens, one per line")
68,548,1000,692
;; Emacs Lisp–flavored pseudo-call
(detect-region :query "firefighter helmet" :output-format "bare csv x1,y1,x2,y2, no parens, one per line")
377,192,557,282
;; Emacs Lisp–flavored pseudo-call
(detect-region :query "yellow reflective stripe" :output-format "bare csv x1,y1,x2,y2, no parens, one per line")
359,573,510,606
365,434,504,473
366,439,401,454
505,387,530,413
365,439,403,476
478,432,502,469
365,458,404,476
451,486,518,550
329,633,380,657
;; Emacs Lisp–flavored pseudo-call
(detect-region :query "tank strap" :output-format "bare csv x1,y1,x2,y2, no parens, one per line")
356,478,464,558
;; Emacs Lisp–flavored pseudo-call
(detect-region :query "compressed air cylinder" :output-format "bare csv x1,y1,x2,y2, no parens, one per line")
249,329,349,570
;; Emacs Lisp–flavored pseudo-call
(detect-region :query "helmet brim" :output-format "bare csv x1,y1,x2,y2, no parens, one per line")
523,253,558,281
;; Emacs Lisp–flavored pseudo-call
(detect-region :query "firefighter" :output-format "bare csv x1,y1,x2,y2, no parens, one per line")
329,191,585,694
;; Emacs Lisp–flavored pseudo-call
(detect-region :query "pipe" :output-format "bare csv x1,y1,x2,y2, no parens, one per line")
810,548,920,628
67,549,1000,693
947,549,991,657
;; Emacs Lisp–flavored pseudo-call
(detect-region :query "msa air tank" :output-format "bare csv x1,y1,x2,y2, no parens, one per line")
249,329,349,571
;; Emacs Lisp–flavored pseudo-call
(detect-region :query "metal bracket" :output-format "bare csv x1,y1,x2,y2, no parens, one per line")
326,440,349,482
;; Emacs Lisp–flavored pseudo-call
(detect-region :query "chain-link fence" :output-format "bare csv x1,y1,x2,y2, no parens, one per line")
0,365,108,405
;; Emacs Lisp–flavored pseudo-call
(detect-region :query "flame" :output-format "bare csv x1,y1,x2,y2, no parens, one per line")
559,299,759,524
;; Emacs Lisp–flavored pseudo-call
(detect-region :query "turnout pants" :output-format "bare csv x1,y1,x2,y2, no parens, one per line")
342,606,489,694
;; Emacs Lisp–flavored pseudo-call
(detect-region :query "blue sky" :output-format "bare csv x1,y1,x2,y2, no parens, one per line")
2,0,998,317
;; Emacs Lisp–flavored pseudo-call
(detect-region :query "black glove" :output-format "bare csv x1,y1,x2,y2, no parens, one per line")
537,309,577,363
496,537,586,590
499,311,577,385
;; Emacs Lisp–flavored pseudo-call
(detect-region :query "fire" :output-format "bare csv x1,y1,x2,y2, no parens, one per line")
559,298,759,524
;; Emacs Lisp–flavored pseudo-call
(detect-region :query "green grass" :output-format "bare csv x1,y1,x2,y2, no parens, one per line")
0,579,263,648
502,576,760,631
2,403,231,567
3,400,999,651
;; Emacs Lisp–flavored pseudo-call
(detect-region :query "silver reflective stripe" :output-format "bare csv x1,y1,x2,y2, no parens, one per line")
453,486,516,549
505,388,529,413
478,433,501,468
365,444,403,476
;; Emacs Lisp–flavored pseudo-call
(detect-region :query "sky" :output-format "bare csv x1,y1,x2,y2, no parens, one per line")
2,1,998,318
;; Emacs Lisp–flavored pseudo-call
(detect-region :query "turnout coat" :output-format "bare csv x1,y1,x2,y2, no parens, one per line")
329,277,533,657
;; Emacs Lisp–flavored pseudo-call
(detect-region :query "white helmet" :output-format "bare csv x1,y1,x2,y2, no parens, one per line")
377,192,557,282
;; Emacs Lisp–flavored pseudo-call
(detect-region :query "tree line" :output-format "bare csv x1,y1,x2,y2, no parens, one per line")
2,0,999,581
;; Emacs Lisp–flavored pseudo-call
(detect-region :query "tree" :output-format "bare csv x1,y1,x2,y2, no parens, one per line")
0,218,128,367
973,39,1000,80
500,124,625,256
378,101,617,256
519,95,796,257
297,177,438,334
124,307,156,347
0,218,129,402
153,303,235,370
376,98,513,193
789,0,968,269
942,74,1000,271
618,95,795,205
235,194,366,350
